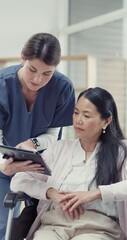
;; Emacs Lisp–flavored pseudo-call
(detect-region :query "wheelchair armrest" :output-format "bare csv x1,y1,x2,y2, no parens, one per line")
3,191,31,209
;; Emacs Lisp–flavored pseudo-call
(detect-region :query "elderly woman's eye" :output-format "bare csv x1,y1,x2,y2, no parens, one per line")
74,111,79,114
84,115,90,118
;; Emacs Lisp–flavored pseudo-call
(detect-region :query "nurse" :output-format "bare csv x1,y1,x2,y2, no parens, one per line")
0,32,75,240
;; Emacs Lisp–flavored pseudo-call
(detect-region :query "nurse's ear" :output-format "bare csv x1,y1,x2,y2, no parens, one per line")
19,54,26,66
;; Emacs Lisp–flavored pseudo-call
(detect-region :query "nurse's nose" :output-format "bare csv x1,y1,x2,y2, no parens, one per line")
33,74,42,83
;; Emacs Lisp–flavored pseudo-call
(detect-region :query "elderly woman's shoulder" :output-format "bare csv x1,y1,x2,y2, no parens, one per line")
43,139,79,158
121,139,127,146
55,138,79,149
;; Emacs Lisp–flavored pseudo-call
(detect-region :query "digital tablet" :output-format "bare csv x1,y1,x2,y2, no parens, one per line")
0,145,51,176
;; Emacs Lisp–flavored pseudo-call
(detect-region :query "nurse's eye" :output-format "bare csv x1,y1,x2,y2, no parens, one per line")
28,67,36,73
43,72,52,77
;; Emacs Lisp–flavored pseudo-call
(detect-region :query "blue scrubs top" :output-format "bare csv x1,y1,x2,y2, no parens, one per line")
0,65,75,146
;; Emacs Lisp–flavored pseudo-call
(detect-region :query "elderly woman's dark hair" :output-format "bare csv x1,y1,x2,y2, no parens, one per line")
78,87,126,187
21,33,61,66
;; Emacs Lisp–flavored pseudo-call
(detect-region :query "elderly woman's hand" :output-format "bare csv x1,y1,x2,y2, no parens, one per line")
62,189,102,212
46,188,84,220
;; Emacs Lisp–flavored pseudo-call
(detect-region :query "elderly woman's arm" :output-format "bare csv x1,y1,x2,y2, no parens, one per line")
10,171,52,200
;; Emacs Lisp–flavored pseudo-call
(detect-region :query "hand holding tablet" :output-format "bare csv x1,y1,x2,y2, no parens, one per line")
0,145,51,175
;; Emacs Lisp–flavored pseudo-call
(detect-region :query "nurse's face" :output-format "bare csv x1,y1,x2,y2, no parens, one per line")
19,58,55,91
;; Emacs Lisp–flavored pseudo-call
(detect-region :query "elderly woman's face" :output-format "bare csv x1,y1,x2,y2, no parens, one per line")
73,96,106,142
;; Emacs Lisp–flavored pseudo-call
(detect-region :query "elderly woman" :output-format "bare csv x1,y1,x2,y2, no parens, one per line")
11,87,127,240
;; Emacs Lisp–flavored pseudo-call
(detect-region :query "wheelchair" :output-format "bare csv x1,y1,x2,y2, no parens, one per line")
4,191,38,240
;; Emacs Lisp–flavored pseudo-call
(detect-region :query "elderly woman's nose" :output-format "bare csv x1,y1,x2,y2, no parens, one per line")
77,115,83,123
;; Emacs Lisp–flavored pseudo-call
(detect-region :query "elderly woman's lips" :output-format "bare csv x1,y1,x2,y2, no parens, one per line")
75,127,84,131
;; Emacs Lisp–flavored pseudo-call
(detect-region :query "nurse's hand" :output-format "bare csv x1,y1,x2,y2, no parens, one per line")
16,139,36,151
0,157,44,176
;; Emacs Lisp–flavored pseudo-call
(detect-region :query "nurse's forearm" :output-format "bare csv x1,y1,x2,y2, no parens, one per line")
0,129,3,144
0,130,5,172
36,127,60,149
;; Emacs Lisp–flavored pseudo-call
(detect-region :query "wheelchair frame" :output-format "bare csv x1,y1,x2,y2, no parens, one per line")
4,192,36,240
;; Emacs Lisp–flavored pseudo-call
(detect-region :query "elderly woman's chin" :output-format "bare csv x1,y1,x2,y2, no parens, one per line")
74,128,84,138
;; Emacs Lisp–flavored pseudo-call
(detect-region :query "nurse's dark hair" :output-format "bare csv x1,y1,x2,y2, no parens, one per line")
77,87,126,187
21,33,61,66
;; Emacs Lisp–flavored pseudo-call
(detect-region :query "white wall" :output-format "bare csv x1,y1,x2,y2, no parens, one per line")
0,0,59,57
